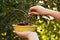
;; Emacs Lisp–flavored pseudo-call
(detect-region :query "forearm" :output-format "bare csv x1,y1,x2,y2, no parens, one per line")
47,9,60,21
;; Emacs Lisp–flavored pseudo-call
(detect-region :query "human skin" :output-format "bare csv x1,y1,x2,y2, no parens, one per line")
14,31,39,40
29,6,60,21
14,6,60,40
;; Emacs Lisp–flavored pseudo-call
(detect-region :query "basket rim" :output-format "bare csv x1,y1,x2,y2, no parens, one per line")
12,24,37,27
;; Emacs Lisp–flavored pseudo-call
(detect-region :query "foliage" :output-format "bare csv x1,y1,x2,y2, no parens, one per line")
37,0,60,40
0,0,60,40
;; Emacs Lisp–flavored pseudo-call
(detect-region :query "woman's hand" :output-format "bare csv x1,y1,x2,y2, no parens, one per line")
29,6,49,15
14,31,39,40
29,6,60,21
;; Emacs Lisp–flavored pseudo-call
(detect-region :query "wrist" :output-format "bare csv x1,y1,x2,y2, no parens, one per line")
28,32,39,40
45,9,55,16
43,8,51,16
48,10,59,16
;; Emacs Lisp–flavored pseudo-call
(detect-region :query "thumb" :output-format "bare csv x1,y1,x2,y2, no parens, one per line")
13,31,30,36
13,31,23,36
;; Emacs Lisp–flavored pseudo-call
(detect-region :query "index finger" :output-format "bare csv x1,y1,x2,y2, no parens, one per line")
29,6,37,13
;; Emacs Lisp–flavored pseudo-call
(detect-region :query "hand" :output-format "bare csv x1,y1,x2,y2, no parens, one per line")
13,31,39,40
29,6,49,15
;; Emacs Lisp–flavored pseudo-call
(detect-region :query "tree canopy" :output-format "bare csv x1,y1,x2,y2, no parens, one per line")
0,0,60,40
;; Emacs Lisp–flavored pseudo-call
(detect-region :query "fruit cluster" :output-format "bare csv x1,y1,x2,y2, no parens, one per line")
17,21,32,26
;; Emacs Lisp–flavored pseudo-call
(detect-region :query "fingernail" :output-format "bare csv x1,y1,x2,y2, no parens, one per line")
13,31,16,33
28,13,31,15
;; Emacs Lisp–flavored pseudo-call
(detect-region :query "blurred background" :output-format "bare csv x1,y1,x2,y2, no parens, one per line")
0,0,60,40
